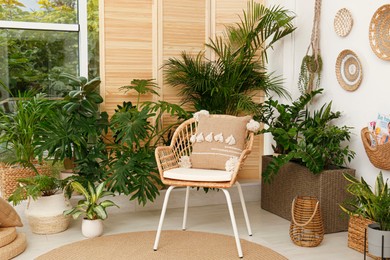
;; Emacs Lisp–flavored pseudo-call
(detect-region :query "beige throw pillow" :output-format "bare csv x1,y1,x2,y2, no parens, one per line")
0,198,23,227
190,115,251,170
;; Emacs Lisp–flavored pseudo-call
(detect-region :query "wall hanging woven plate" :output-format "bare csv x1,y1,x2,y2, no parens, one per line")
369,4,390,60
335,49,363,91
334,8,353,37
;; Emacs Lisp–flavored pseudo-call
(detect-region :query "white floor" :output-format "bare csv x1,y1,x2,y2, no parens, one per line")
12,185,365,260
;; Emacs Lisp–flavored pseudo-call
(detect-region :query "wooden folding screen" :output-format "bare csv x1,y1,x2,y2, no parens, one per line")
99,0,263,179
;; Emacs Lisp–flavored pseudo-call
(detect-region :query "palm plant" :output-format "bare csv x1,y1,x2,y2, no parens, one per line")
164,1,295,116
0,88,52,168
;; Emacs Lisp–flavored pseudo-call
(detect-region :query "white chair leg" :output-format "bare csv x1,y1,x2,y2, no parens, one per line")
222,188,243,258
182,186,190,230
153,185,175,251
236,182,252,236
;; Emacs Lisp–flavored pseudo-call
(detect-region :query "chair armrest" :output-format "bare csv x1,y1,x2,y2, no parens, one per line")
229,148,252,185
155,146,178,176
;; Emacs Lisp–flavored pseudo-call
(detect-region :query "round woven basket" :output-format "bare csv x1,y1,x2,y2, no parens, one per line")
289,196,324,247
361,127,390,170
369,4,390,60
335,49,363,91
27,214,71,235
0,163,51,200
334,8,353,37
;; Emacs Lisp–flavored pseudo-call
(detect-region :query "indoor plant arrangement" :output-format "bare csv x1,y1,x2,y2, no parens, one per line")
260,89,356,233
0,88,53,199
8,174,71,234
341,172,390,257
260,88,355,182
164,1,295,117
63,180,119,238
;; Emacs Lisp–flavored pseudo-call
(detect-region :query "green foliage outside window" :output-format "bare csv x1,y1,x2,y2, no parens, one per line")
0,0,99,98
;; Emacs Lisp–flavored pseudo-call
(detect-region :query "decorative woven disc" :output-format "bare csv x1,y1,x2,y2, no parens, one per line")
335,50,363,91
334,8,353,37
369,4,390,60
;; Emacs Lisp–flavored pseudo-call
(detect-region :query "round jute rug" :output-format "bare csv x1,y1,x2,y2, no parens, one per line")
36,230,287,260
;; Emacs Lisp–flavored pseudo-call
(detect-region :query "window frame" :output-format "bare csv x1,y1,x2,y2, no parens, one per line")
0,0,88,78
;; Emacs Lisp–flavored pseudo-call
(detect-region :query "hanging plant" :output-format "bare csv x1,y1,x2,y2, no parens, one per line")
298,0,322,95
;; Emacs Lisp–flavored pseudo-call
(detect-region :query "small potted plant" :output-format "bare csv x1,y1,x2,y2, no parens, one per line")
8,174,71,234
63,181,119,238
341,172,390,258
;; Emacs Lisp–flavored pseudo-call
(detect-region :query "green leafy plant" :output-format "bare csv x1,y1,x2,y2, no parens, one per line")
64,181,118,220
107,79,188,205
298,55,322,95
8,175,64,206
0,88,53,168
340,172,390,231
164,1,295,116
260,89,355,182
35,74,109,171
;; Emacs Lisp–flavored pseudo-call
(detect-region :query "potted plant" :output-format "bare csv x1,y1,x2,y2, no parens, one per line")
8,174,71,234
106,79,188,205
164,2,295,117
35,73,109,176
341,172,390,258
259,89,356,233
63,181,119,238
0,89,53,199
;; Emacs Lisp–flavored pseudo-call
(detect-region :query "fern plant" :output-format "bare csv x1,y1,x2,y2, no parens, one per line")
261,89,355,182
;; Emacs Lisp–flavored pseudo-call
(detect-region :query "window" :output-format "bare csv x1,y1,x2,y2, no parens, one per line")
0,0,98,100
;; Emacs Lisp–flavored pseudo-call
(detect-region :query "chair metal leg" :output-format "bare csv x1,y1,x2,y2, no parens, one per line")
182,186,190,230
222,188,243,258
153,185,175,251
236,182,252,236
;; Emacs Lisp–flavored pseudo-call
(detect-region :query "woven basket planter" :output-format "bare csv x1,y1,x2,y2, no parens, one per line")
348,215,385,260
0,163,51,200
261,155,355,234
25,193,72,235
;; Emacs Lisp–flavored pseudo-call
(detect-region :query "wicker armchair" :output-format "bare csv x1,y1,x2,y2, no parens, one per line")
153,115,254,258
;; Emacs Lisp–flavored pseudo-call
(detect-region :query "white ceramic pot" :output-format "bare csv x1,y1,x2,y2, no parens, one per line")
25,193,72,234
367,223,390,258
81,219,104,238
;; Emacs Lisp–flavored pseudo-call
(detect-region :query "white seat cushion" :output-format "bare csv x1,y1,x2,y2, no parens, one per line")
163,168,232,182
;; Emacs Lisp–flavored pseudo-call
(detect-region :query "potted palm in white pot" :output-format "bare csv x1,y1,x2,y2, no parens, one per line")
64,181,119,238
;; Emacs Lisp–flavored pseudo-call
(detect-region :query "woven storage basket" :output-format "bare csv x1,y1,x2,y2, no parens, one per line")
361,127,390,170
27,214,71,235
290,196,324,247
348,215,383,260
0,163,51,200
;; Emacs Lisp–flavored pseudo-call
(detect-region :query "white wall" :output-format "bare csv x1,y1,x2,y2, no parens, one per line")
266,0,390,187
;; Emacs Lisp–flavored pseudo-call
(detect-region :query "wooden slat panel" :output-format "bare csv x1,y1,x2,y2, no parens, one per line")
100,0,153,115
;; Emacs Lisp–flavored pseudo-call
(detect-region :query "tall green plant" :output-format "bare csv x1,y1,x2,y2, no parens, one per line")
0,88,52,168
341,172,390,231
164,1,295,116
107,79,188,205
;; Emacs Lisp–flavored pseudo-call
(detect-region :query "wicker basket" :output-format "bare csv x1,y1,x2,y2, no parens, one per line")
348,215,384,260
289,196,324,247
0,163,51,200
361,127,390,170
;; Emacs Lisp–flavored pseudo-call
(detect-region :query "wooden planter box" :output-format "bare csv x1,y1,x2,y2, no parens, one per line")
261,155,355,234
